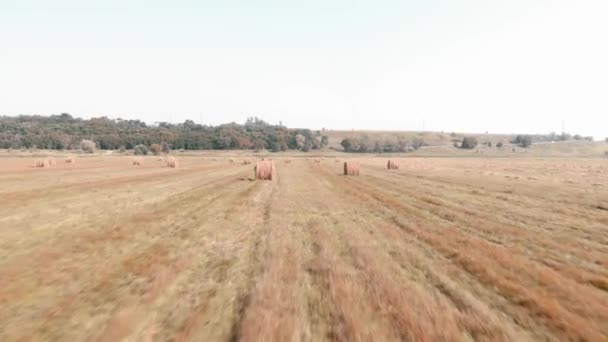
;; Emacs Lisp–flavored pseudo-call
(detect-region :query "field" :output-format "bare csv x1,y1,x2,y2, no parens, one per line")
1,154,607,341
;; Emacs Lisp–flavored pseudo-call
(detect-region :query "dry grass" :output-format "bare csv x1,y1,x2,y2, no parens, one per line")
0,154,606,341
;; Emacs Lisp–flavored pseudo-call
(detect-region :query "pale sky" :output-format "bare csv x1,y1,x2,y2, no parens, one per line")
1,0,607,138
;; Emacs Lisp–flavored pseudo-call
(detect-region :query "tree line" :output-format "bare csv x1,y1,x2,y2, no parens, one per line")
0,114,328,152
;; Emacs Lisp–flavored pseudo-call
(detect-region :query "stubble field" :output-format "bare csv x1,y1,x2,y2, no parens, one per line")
1,155,607,341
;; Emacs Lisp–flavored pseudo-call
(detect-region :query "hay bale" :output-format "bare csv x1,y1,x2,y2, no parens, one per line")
35,159,46,168
229,158,235,163
132,157,143,166
243,159,252,165
254,161,275,181
46,158,56,167
314,158,321,163
284,159,291,164
387,159,400,170
65,157,76,164
165,156,179,168
343,161,360,176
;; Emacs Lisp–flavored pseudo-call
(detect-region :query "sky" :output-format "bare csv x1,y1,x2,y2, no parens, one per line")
1,0,607,138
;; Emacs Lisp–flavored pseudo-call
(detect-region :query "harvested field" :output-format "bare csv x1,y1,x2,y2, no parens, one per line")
0,155,607,341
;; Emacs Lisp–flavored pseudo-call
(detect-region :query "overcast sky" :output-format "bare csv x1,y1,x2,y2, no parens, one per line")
1,0,606,138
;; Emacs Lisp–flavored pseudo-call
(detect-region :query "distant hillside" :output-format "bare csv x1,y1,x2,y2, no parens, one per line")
322,129,518,149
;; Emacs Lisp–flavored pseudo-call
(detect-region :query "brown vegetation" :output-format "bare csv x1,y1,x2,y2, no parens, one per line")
132,158,143,166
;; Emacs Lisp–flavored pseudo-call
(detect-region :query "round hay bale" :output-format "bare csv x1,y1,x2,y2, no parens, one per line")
166,156,179,168
314,158,321,163
132,157,143,166
254,161,275,181
284,159,291,164
387,159,400,170
35,159,46,168
343,161,360,176
243,159,252,165
65,157,76,164
45,158,56,167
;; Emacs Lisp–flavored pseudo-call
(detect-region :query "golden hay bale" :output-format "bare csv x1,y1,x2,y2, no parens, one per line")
243,159,252,165
35,159,47,168
229,158,235,163
65,157,76,164
343,161,360,176
46,158,56,167
132,158,143,166
166,156,179,168
254,161,275,181
284,159,291,164
387,159,400,170
314,158,321,163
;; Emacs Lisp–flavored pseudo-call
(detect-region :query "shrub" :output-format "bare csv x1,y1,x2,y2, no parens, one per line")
496,141,503,148
486,141,493,147
80,139,97,153
134,144,149,155
460,137,478,149
512,135,532,148
150,143,161,155
119,145,126,153
412,138,427,149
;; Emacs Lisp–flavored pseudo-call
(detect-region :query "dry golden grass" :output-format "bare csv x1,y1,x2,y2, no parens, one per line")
0,154,606,341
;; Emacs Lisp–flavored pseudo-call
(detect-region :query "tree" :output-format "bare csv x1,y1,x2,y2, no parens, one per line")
513,135,532,148
295,134,305,150
134,144,148,155
80,139,97,153
161,142,171,153
150,143,161,155
460,137,478,149
320,136,329,148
